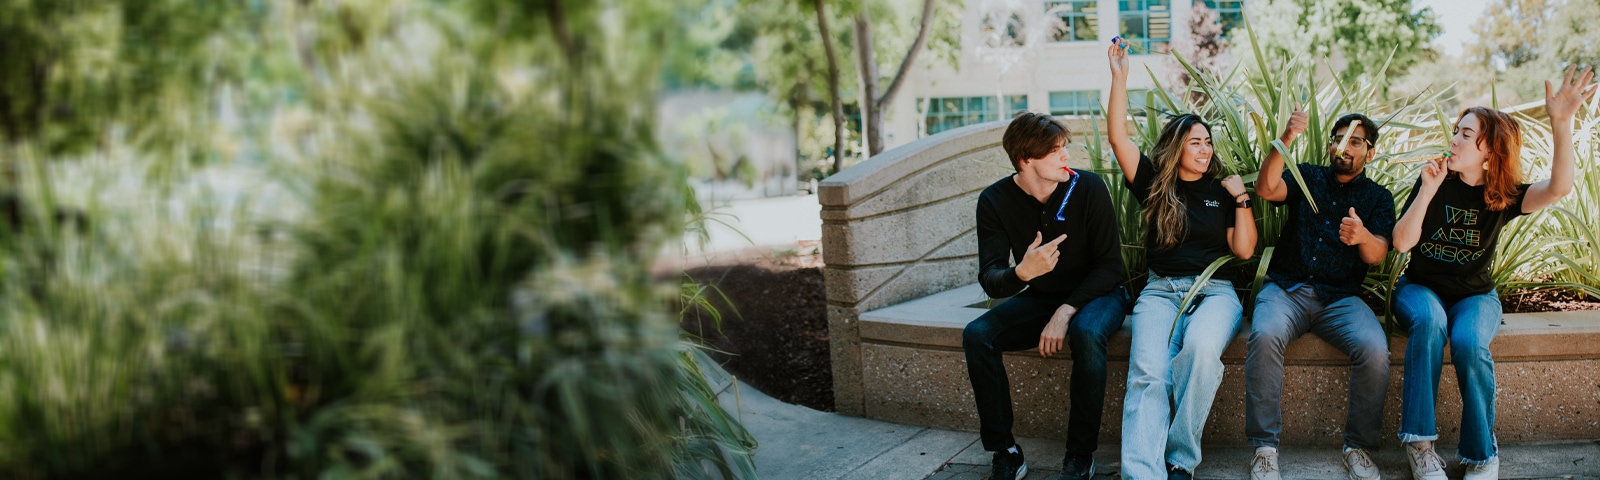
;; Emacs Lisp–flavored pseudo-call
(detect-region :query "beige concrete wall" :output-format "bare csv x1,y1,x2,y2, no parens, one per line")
850,283,1600,446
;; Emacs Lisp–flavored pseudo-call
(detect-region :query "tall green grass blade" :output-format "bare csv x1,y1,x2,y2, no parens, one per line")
1169,254,1237,340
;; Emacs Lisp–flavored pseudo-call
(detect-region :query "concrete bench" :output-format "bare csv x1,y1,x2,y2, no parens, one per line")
817,118,1600,447
856,283,1600,446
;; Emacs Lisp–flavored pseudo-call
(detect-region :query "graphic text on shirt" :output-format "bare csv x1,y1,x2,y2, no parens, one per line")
1421,205,1485,264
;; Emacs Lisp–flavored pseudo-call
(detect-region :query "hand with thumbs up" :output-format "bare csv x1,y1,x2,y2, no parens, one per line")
1016,232,1067,282
1281,104,1308,144
1339,207,1371,246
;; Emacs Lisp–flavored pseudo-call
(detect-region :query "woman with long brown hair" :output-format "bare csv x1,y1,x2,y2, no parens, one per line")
1106,36,1257,480
1391,66,1596,480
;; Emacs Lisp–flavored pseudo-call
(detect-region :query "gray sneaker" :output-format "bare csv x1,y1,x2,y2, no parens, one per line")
1342,448,1380,480
1250,447,1280,480
1462,456,1499,480
1404,442,1448,480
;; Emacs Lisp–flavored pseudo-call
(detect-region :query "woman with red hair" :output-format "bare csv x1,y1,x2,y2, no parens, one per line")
1391,66,1597,480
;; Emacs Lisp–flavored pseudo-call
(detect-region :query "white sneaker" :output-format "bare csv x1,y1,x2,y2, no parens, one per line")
1405,442,1448,480
1250,446,1281,480
1462,456,1499,480
1342,448,1380,480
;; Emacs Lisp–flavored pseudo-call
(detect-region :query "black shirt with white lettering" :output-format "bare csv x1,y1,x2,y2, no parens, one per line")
1125,154,1236,278
1400,176,1530,302
976,170,1124,310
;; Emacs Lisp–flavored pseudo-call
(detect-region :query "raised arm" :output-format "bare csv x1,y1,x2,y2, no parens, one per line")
1256,105,1307,202
1106,38,1140,183
1222,175,1257,260
1523,65,1597,213
1393,159,1448,252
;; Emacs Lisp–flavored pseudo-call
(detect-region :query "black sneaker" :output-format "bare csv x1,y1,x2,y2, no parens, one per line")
1049,454,1094,480
1167,464,1193,480
991,448,1028,480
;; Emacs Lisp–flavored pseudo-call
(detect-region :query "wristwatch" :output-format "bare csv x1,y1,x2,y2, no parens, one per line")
1234,193,1250,208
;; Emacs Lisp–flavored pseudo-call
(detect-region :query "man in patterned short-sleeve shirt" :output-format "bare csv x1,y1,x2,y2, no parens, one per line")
1243,112,1397,480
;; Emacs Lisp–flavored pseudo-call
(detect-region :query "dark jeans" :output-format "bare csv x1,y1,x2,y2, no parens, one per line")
962,288,1129,455
1245,280,1390,450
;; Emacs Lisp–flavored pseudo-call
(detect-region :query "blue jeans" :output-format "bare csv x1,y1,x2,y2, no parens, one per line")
962,288,1130,454
1121,273,1242,477
1245,280,1390,450
1394,277,1501,465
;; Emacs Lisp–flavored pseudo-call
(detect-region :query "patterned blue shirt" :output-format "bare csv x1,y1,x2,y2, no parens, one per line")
1266,164,1396,304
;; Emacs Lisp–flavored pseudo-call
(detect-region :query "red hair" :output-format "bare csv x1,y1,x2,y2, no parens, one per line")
1459,107,1525,211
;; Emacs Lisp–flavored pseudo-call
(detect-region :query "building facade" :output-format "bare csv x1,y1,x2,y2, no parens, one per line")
880,0,1243,152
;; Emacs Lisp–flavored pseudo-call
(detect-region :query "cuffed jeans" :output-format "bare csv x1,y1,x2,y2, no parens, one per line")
962,288,1129,455
1245,280,1390,450
1121,274,1242,478
1394,277,1500,465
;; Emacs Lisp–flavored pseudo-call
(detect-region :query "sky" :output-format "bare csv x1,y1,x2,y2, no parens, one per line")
1415,0,1491,58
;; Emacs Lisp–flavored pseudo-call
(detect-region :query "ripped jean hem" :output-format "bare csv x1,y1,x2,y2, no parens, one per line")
1398,433,1438,444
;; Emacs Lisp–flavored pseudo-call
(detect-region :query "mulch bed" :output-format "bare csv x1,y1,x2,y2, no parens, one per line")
676,248,833,411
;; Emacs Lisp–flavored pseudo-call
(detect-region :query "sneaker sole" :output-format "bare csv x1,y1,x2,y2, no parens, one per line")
1016,463,1028,479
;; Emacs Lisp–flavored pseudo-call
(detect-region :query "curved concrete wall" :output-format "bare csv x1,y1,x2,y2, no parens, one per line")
818,120,1010,415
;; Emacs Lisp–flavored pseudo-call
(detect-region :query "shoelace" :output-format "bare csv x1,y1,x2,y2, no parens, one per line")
1346,450,1374,468
1251,453,1278,473
1410,446,1446,472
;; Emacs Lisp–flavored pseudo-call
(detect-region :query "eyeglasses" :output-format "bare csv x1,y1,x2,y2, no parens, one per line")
1327,134,1372,150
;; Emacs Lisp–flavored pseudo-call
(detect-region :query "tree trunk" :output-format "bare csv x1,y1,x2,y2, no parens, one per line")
853,14,879,157
812,0,847,175
859,0,937,157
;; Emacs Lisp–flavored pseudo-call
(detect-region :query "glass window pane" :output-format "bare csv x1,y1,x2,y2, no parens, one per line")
1121,16,1146,38
1072,17,1096,41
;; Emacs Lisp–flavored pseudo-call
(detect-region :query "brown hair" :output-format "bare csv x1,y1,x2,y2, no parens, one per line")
1458,106,1525,211
1002,112,1072,172
1145,113,1221,251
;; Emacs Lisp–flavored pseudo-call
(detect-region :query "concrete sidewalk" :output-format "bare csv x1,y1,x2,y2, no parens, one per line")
708,364,1600,480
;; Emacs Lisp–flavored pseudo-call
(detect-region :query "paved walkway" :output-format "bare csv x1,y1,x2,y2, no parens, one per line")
705,360,1600,480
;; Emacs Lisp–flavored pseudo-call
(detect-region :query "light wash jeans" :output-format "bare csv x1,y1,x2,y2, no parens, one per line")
1121,273,1243,478
1394,277,1501,466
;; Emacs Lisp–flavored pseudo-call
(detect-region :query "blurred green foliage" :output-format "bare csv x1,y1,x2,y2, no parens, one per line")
0,0,755,478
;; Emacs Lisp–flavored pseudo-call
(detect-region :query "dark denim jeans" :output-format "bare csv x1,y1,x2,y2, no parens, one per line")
962,288,1129,455
1394,277,1501,465
1245,280,1390,450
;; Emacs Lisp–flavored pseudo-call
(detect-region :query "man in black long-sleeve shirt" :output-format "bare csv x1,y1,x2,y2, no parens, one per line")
964,113,1128,480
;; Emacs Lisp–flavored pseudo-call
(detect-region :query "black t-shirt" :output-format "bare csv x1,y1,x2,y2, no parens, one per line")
1124,154,1236,277
1400,176,1530,301
975,170,1125,309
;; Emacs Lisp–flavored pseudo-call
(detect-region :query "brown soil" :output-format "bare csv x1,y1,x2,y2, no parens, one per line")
676,245,833,411
1503,286,1600,313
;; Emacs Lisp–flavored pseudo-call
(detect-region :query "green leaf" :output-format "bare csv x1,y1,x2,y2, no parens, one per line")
1169,254,1237,341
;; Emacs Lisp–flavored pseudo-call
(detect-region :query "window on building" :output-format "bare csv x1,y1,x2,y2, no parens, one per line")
1046,0,1098,42
1127,89,1153,117
1201,0,1244,38
1049,90,1101,116
922,95,1029,136
982,12,1026,46
1119,0,1171,54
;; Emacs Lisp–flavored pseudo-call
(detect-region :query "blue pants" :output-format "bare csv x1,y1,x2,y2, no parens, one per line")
1394,277,1501,465
962,288,1129,455
1245,280,1390,450
1121,274,1242,477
